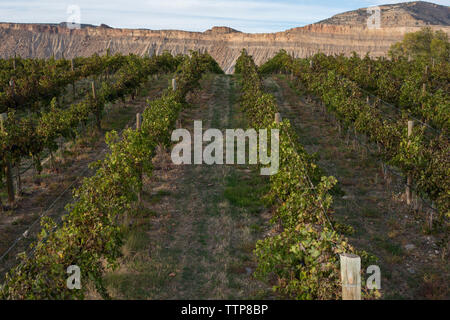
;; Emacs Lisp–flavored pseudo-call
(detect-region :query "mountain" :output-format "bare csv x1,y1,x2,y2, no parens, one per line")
317,1,450,27
0,1,448,73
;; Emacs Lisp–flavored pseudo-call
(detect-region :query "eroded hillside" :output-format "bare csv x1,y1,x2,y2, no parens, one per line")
0,1,448,73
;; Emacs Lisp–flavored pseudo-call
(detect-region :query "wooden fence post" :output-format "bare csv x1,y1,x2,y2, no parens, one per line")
136,113,142,131
422,64,428,96
91,81,96,100
340,253,361,300
9,78,15,98
275,113,282,124
172,78,177,91
406,120,414,205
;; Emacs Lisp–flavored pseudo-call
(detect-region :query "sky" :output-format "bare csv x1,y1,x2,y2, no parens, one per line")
0,0,449,33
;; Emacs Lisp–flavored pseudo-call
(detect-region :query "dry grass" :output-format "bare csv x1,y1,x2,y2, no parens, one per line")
101,75,273,300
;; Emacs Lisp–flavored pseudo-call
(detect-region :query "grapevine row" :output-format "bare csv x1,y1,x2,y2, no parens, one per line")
0,51,223,299
259,50,449,132
310,53,449,132
0,52,182,205
260,50,449,217
0,53,128,112
235,49,374,300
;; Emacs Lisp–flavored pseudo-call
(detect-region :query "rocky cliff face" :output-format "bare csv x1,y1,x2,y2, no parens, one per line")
318,1,450,27
0,1,448,73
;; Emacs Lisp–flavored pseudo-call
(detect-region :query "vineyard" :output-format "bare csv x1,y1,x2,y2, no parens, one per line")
0,37,448,299
0,51,223,298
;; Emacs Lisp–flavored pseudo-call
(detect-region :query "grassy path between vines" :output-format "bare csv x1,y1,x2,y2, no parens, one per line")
100,74,273,299
264,75,448,300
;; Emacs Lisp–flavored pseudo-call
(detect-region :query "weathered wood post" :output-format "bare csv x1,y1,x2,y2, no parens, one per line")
422,65,428,96
0,113,15,206
136,113,142,131
91,81,96,100
176,119,182,129
9,78,15,98
275,113,282,124
406,120,414,205
172,78,177,91
340,253,361,300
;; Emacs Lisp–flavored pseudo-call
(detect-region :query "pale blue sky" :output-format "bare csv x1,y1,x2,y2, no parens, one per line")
1,0,449,33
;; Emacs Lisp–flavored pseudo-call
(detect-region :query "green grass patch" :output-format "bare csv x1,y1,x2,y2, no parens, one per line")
124,229,149,253
224,169,269,214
